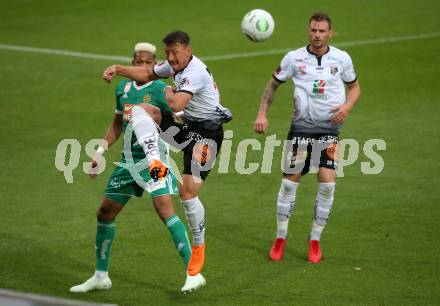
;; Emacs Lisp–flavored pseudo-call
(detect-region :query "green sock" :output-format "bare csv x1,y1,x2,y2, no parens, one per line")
95,221,115,272
165,215,192,268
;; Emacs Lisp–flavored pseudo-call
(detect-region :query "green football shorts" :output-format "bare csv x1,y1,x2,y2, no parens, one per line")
104,163,178,205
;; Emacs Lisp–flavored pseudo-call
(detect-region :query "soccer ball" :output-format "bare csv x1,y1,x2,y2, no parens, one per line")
241,9,275,42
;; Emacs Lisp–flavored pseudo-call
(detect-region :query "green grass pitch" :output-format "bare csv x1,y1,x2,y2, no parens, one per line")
0,0,439,305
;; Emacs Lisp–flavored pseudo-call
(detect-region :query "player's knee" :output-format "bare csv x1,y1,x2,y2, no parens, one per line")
317,182,335,202
280,178,299,195
157,209,174,221
179,186,197,201
180,191,196,201
97,203,117,222
96,206,108,221
154,202,174,221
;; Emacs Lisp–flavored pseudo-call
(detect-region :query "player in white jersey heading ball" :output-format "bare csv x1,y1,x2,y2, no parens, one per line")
103,31,232,290
254,12,361,263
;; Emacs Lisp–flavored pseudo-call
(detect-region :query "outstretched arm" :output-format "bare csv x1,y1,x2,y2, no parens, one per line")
253,77,283,134
102,65,159,84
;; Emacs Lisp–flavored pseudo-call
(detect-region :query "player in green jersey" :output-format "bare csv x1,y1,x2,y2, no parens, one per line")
70,43,202,293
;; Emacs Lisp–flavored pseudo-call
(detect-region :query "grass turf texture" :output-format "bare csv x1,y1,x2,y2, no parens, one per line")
1,0,439,305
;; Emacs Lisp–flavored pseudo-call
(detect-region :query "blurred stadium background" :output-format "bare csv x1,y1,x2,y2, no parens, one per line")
0,0,439,305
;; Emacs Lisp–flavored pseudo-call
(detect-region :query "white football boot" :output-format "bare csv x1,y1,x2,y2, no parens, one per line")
70,275,112,293
181,273,206,293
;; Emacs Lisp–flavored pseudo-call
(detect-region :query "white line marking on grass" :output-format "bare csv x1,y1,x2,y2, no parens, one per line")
0,32,439,62
201,32,440,61
0,44,132,62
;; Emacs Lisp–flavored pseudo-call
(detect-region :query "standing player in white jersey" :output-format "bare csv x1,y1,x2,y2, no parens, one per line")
254,12,361,263
102,31,232,287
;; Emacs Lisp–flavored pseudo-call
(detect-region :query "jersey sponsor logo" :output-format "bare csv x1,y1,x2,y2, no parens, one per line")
108,177,127,189
143,94,151,103
313,80,326,94
177,77,189,90
123,82,132,98
311,80,328,100
123,104,136,121
185,130,215,145
297,65,306,75
291,135,338,145
142,137,160,158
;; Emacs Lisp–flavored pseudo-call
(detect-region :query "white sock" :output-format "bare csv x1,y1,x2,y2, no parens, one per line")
276,179,299,239
94,270,108,279
181,196,205,245
310,222,325,241
277,220,289,239
131,105,160,163
311,182,336,241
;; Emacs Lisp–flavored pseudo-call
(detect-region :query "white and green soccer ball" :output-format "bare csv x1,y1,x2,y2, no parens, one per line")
241,9,275,42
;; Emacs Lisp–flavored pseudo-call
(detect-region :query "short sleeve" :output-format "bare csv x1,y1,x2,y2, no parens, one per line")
114,81,125,114
273,53,294,83
153,61,172,79
176,69,205,95
341,52,357,84
150,81,172,113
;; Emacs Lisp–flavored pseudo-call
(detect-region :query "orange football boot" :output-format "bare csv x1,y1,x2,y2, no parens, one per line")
187,244,205,276
149,160,169,180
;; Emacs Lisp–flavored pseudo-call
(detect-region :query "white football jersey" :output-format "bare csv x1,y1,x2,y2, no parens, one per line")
153,55,232,125
273,45,357,134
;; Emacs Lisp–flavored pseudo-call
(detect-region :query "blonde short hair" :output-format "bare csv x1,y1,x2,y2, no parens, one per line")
134,42,157,54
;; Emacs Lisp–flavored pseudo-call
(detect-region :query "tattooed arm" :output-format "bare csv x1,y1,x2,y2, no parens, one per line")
253,77,283,134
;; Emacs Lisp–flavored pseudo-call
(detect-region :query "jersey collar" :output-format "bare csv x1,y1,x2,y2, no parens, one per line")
306,44,330,57
133,81,153,90
306,45,330,66
173,55,194,74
